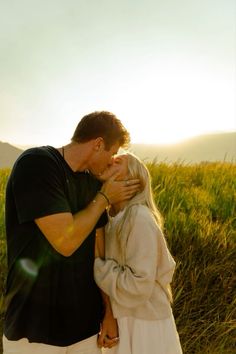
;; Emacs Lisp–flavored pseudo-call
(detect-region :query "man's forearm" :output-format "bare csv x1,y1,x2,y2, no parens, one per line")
35,192,108,257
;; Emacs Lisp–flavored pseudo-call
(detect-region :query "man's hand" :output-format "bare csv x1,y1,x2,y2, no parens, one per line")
101,171,140,205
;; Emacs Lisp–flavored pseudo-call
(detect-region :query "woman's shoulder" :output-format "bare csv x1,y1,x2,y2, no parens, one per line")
135,204,163,233
130,204,152,217
131,204,159,228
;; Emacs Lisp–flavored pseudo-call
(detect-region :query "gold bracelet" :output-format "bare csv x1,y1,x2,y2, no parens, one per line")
97,191,110,206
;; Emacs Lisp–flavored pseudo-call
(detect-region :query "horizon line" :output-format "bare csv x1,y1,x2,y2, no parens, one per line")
0,130,236,150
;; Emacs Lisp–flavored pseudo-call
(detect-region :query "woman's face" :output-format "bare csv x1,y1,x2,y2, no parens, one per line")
99,154,129,181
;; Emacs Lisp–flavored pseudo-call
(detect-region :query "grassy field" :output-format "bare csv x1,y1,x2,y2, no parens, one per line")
0,163,235,353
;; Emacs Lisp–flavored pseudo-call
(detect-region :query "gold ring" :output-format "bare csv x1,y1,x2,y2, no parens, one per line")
105,335,120,340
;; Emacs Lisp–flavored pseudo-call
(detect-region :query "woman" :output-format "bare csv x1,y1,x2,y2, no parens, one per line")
94,152,182,354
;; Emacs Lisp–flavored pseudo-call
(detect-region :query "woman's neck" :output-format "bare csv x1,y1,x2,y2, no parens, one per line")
110,201,128,216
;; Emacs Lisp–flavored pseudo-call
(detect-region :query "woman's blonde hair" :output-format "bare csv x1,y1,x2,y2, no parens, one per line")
114,153,173,302
115,152,163,240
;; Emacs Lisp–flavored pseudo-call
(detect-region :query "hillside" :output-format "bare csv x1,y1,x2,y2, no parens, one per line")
0,132,235,168
0,142,23,168
130,132,236,163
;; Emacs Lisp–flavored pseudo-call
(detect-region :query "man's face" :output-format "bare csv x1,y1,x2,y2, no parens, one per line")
88,140,120,177
99,154,128,182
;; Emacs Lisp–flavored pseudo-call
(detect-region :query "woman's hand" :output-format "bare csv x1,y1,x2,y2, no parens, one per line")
98,312,119,349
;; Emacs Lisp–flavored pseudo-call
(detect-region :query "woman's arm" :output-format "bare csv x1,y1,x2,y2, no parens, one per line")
95,228,119,349
94,208,158,307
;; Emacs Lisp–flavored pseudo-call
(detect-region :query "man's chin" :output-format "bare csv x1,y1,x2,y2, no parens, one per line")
91,171,104,181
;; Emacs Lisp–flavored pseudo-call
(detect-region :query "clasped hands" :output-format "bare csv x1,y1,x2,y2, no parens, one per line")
97,314,119,349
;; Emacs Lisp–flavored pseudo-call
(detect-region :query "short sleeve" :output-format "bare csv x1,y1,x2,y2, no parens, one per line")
12,153,70,223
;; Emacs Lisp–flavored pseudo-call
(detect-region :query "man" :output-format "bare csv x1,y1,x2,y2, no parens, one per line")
3,111,139,353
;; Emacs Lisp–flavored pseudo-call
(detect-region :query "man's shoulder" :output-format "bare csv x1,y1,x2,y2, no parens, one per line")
20,145,55,158
10,146,62,179
15,146,59,165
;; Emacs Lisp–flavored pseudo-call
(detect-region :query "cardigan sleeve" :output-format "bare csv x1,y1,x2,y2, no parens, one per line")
94,207,159,308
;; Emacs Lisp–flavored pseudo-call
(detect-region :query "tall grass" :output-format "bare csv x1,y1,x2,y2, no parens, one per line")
0,169,9,354
148,161,236,353
0,163,235,353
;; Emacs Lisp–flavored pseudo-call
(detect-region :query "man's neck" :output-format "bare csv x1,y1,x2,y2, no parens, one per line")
58,142,93,172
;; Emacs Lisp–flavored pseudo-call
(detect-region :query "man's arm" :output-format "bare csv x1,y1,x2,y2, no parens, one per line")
35,192,107,257
35,174,140,257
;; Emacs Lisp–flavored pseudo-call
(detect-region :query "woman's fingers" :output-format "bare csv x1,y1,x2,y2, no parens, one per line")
103,335,120,348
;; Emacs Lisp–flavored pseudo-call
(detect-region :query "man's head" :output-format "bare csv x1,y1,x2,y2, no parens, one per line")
72,111,130,150
71,111,130,176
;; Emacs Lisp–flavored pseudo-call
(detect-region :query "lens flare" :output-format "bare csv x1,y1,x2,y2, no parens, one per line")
18,258,38,278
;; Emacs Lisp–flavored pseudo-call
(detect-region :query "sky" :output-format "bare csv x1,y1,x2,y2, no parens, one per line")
0,0,235,146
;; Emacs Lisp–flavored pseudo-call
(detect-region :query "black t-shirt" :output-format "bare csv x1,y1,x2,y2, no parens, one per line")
4,146,107,346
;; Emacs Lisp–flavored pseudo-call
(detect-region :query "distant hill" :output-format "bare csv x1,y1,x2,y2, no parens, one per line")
130,132,236,164
0,132,235,168
0,142,23,168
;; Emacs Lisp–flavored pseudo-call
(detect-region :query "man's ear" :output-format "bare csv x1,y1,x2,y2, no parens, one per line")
93,137,104,151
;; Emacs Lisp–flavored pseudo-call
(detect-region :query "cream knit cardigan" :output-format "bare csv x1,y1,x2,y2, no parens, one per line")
94,204,176,320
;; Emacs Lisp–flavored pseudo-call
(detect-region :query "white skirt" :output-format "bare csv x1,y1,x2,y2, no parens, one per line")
102,315,182,354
